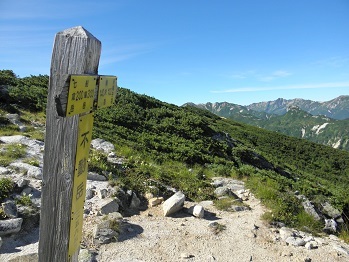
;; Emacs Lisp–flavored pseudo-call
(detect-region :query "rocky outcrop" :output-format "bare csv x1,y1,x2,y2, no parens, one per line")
91,138,115,154
5,114,26,132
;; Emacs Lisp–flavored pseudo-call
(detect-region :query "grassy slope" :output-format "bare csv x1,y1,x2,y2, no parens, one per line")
1,75,349,233
93,88,349,211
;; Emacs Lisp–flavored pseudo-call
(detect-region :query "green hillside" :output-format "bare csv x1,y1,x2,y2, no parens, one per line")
192,101,349,151
1,70,349,237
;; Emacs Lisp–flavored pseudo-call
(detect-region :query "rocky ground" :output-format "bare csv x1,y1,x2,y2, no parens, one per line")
2,192,349,262
0,133,349,261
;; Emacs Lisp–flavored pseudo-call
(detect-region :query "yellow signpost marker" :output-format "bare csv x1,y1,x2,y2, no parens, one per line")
68,113,94,258
97,76,117,109
39,26,118,262
64,75,117,259
66,75,97,116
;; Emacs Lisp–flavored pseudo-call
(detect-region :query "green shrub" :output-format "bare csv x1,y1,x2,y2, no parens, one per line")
214,197,248,211
23,157,40,167
16,194,32,206
0,178,14,201
0,143,27,166
294,210,322,233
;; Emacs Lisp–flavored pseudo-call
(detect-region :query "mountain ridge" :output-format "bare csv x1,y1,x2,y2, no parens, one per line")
247,95,349,120
185,96,349,151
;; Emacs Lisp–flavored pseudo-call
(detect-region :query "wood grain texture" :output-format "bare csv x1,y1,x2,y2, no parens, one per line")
38,26,101,262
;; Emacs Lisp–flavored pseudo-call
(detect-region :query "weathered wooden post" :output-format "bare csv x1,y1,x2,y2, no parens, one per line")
39,26,117,261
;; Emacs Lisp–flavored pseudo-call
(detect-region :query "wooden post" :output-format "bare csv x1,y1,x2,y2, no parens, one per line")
39,26,101,262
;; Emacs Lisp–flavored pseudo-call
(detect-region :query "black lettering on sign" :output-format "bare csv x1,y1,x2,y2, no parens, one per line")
76,182,84,200
80,131,89,148
72,93,76,101
77,157,87,176
85,80,89,87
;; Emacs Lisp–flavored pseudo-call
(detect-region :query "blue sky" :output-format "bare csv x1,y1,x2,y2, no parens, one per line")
1,0,348,106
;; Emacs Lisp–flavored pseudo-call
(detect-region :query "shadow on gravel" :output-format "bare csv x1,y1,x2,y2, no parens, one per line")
0,227,39,254
118,222,144,242
167,207,221,221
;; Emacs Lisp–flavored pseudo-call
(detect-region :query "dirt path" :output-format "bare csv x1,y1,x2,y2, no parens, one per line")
96,195,349,262
1,194,348,261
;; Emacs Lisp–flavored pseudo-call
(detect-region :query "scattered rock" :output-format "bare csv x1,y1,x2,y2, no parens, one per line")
303,236,314,242
321,202,342,219
231,205,251,212
300,197,321,221
99,199,119,215
16,178,30,188
0,218,23,236
21,187,32,195
188,205,205,218
333,244,349,256
0,135,44,159
208,221,218,228
0,166,10,175
87,172,107,181
305,241,318,250
10,162,42,179
149,197,164,207
5,114,26,132
86,188,95,200
162,191,185,216
78,248,96,262
97,189,108,199
145,192,154,200
91,138,115,154
1,200,18,218
323,219,337,233
212,179,224,188
214,186,232,197
93,220,119,245
129,192,141,209
279,227,295,240
285,236,306,247
192,205,204,218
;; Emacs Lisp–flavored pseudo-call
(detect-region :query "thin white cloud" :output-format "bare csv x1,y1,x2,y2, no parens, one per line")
229,69,292,82
100,43,157,66
259,70,292,82
314,56,349,68
211,81,349,93
229,70,256,79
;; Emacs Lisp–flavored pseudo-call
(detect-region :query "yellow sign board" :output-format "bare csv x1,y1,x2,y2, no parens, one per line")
66,75,97,116
68,113,94,259
97,76,117,109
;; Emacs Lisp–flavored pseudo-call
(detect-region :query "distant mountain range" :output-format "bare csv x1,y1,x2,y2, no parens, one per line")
184,96,349,151
247,96,349,120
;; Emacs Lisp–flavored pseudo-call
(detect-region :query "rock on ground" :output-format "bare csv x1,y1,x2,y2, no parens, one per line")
162,191,185,216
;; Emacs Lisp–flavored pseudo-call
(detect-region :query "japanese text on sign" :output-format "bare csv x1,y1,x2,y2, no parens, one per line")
66,75,97,116
68,113,94,258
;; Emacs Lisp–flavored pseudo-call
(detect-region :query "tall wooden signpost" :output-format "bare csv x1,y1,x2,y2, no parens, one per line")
38,26,117,262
